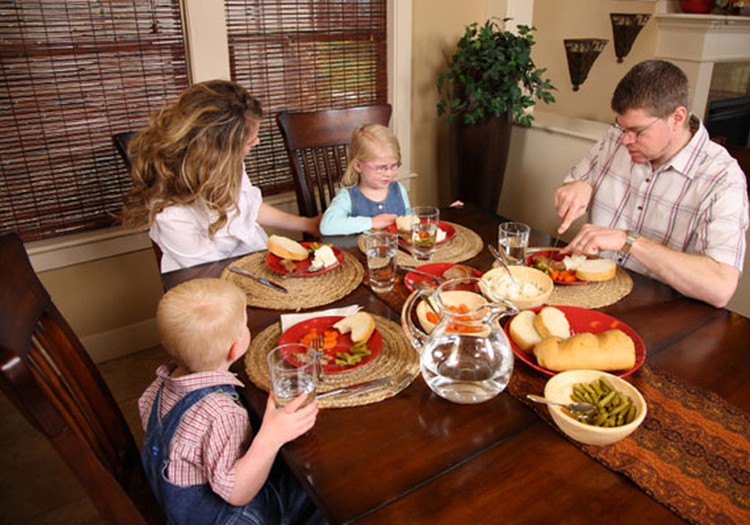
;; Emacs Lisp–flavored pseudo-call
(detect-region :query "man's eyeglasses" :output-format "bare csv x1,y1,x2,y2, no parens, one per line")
612,117,661,140
361,160,402,174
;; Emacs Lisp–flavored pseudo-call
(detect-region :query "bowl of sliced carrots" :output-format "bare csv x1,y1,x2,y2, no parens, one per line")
415,290,487,333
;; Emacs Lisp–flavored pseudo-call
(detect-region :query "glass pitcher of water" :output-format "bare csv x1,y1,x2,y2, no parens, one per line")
401,277,518,404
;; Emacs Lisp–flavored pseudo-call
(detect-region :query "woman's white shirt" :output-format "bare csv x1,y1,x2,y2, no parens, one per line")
150,175,268,272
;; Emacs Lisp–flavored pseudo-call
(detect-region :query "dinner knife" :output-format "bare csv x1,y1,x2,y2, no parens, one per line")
401,266,445,283
228,266,288,294
318,375,397,399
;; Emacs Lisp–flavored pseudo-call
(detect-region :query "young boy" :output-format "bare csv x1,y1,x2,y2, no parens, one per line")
139,278,322,524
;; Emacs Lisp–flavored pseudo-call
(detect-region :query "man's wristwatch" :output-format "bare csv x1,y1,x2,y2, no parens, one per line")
622,230,640,254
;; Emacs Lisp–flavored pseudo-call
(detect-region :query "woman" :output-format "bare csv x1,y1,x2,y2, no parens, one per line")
121,80,319,272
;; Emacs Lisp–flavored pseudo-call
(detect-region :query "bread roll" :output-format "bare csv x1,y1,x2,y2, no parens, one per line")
534,307,571,339
575,258,616,282
533,329,636,372
509,310,543,352
267,235,309,261
333,312,375,343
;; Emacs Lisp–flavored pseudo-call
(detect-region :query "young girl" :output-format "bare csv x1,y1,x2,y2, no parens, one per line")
319,124,410,235
121,80,320,272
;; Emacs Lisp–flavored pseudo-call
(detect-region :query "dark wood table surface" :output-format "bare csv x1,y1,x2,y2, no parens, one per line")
162,205,750,524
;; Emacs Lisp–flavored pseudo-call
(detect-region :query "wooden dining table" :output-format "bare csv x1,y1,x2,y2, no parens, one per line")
162,204,750,524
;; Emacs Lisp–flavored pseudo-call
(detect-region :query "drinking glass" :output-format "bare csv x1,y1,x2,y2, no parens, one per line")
267,343,317,408
365,231,398,293
498,222,530,265
410,206,440,261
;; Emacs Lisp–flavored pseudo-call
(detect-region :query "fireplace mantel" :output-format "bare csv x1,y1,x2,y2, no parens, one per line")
654,13,750,118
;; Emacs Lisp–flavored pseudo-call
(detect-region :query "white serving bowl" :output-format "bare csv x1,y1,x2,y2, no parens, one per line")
481,266,553,310
543,370,647,446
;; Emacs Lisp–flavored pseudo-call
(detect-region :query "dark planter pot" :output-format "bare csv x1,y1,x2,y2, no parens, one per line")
449,113,513,212
679,0,714,13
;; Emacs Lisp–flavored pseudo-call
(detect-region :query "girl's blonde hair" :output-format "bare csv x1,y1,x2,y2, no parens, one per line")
157,278,248,372
121,80,263,238
340,124,401,188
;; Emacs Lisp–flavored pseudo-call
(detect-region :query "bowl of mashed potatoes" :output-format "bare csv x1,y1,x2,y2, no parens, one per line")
481,266,553,310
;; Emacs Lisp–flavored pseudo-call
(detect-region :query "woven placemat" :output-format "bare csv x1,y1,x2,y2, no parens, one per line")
358,222,484,266
221,251,364,310
245,314,420,408
547,266,633,309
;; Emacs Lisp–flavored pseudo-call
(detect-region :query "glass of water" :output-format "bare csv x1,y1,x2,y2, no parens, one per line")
409,206,440,261
267,343,317,408
498,222,530,265
365,230,398,293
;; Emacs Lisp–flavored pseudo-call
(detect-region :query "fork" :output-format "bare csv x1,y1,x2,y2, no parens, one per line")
310,333,325,383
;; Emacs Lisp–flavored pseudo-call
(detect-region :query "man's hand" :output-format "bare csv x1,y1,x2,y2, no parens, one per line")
554,181,593,235
560,224,627,256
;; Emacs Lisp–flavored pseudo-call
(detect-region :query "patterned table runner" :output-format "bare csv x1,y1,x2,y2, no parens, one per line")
510,364,750,524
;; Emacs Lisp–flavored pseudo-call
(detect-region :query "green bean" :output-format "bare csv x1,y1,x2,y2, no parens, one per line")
569,377,638,428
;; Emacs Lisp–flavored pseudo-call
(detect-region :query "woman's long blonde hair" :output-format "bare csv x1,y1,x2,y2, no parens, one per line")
340,124,401,188
121,80,263,238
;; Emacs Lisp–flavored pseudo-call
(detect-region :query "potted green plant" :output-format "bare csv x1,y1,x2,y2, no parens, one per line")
437,18,555,211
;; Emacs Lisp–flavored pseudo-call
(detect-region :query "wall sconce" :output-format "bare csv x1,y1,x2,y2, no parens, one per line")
564,39,608,91
610,13,651,63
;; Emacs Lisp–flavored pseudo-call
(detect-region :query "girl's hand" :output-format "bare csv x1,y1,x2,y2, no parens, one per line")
257,393,318,448
371,213,397,230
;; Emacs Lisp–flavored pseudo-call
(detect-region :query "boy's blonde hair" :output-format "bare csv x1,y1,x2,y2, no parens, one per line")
157,278,248,372
340,124,401,188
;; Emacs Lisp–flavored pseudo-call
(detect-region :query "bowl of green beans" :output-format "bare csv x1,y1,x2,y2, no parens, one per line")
543,370,647,446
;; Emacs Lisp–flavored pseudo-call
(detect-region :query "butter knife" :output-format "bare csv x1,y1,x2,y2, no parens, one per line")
318,373,412,399
228,266,288,294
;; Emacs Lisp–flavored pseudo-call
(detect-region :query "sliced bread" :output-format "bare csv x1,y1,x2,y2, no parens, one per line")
508,310,543,353
333,312,375,343
533,306,571,339
267,235,309,261
575,258,616,282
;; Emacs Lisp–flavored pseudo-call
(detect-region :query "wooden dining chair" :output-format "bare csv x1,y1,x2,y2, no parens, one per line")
112,131,136,172
0,233,163,525
276,104,392,217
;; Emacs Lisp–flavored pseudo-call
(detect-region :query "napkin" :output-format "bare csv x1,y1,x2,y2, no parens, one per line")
280,305,362,332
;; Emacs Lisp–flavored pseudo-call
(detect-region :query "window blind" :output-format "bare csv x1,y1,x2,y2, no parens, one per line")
225,0,388,194
0,0,188,242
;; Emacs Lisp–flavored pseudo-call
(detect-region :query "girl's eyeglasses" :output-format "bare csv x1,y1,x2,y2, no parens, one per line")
361,160,402,174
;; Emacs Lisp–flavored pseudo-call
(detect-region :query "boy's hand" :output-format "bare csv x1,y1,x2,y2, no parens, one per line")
371,213,397,230
258,393,318,448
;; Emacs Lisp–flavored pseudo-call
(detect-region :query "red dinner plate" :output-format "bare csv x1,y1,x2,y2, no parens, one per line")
526,249,589,286
404,263,483,292
504,305,646,378
266,242,345,277
277,316,382,374
387,221,456,246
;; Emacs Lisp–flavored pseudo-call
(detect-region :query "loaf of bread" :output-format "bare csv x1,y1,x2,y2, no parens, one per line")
508,310,543,352
575,258,616,282
267,235,309,261
533,329,636,372
333,312,375,343
533,307,571,339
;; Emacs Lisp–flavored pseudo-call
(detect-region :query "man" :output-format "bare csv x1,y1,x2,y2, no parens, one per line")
555,60,748,308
